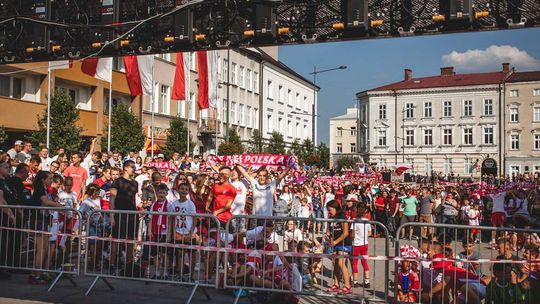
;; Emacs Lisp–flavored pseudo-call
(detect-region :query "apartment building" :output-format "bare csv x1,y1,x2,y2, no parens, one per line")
329,107,358,167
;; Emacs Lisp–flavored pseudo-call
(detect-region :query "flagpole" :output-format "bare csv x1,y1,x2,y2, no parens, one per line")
46,65,51,149
151,57,156,159
187,52,191,156
107,80,112,152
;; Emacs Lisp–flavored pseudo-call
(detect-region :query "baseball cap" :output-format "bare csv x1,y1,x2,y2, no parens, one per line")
157,153,165,158
345,194,359,202
14,140,23,145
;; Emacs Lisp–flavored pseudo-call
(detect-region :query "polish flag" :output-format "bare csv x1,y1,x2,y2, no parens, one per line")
81,57,112,82
48,60,72,70
196,50,218,109
123,55,154,97
171,52,190,101
395,164,413,176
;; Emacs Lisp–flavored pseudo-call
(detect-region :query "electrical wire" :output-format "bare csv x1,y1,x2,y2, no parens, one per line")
0,0,204,76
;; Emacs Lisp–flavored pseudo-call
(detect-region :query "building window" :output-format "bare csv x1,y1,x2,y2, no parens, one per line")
231,102,237,124
377,130,387,146
277,116,283,133
463,100,473,116
534,133,540,150
336,127,343,137
510,90,519,97
406,130,414,146
222,59,228,82
254,108,259,128
247,69,252,91
483,127,494,145
534,107,540,122
278,85,283,103
189,93,196,120
287,120,292,137
443,128,452,145
156,53,171,62
254,72,259,94
246,106,252,128
350,143,356,153
510,134,520,150
444,159,452,174
425,159,433,175
534,89,540,96
295,122,300,138
287,89,292,106
443,101,452,117
510,107,519,122
160,84,170,115
463,128,473,145
510,165,520,175
267,80,273,100
239,66,245,88
230,63,238,85
424,129,433,145
0,76,23,99
483,99,493,116
336,143,343,153
464,159,473,174
379,104,387,119
239,104,244,126
177,98,186,118
303,96,308,111
424,102,432,118
405,103,414,118
266,113,272,132
350,127,357,136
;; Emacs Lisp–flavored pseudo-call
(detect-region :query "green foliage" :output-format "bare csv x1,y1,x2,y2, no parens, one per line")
288,139,303,160
316,142,330,169
101,104,145,154
336,156,358,172
219,128,244,155
247,129,265,153
161,116,194,158
28,91,84,151
0,126,6,145
228,128,243,148
266,131,286,155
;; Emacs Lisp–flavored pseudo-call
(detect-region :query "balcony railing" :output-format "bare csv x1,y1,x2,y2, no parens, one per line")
198,118,220,135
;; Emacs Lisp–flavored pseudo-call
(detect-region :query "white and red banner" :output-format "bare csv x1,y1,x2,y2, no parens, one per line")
172,52,190,101
196,50,218,109
208,154,298,168
145,161,178,171
124,55,154,97
81,57,112,82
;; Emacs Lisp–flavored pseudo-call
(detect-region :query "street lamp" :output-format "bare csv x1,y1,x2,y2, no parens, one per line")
308,65,347,148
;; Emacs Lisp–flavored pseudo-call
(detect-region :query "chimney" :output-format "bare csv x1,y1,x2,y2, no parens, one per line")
502,62,510,73
404,69,413,81
440,67,454,76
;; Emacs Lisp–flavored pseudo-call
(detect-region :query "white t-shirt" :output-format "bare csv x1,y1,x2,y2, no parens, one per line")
324,193,335,206
490,191,506,213
246,226,278,245
468,209,480,226
300,205,311,218
284,228,303,243
249,178,277,216
352,219,371,246
40,157,53,171
168,199,197,235
231,180,248,215
58,190,78,208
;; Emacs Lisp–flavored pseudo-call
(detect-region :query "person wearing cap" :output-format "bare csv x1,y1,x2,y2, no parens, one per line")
7,140,23,161
344,193,359,220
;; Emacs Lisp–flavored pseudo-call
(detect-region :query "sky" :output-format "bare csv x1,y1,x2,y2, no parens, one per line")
278,27,540,144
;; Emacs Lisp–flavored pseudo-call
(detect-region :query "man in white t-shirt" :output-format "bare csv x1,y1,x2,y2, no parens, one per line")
489,191,506,245
230,168,248,232
237,165,290,217
351,215,372,288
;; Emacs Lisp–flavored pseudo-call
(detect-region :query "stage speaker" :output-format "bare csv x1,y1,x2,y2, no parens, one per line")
382,172,391,183
404,173,412,182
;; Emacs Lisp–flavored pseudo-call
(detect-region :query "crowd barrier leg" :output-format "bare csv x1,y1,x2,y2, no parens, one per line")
184,283,211,304
85,275,115,296
48,271,78,292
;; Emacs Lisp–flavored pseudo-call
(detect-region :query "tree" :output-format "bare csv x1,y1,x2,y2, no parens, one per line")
247,129,265,154
336,156,358,172
316,142,330,169
218,128,244,155
266,131,286,155
28,91,84,152
161,116,194,158
101,104,145,155
289,139,303,161
0,127,6,145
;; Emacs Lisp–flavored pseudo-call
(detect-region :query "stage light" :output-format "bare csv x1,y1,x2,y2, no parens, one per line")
370,20,384,27
332,23,345,30
195,34,206,41
278,27,290,35
164,36,175,43
91,42,102,48
51,45,61,52
475,11,489,19
120,40,130,47
432,15,445,22
243,30,255,37
25,48,34,53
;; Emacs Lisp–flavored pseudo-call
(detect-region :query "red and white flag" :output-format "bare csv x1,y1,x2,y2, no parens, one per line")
123,55,154,97
81,57,112,82
394,164,413,176
196,50,218,109
48,60,72,70
172,52,190,101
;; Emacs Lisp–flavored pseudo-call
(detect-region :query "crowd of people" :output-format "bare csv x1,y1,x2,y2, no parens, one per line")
1,138,540,303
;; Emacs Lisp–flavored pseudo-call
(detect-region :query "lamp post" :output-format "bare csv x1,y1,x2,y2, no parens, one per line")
308,65,347,148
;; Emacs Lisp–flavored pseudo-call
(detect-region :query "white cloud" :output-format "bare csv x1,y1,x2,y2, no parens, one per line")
442,45,540,72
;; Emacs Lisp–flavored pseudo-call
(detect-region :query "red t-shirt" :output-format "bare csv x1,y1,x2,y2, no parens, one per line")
211,182,237,223
63,165,88,198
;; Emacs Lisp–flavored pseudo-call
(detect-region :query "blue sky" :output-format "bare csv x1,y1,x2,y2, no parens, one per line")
279,27,540,144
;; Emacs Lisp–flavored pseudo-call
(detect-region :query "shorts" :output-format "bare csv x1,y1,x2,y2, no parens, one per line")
334,245,352,253
491,212,505,227
149,235,173,257
312,209,323,219
111,214,139,240
419,215,432,223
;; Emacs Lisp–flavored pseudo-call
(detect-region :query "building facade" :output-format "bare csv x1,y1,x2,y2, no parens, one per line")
329,107,359,167
504,72,540,176
357,65,512,177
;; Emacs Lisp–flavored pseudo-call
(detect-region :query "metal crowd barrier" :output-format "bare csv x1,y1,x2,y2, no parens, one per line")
82,209,221,304
223,215,390,304
395,222,540,304
0,205,82,292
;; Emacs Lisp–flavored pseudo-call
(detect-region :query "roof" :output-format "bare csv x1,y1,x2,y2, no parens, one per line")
330,113,357,120
238,48,319,89
368,71,508,92
507,71,540,83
